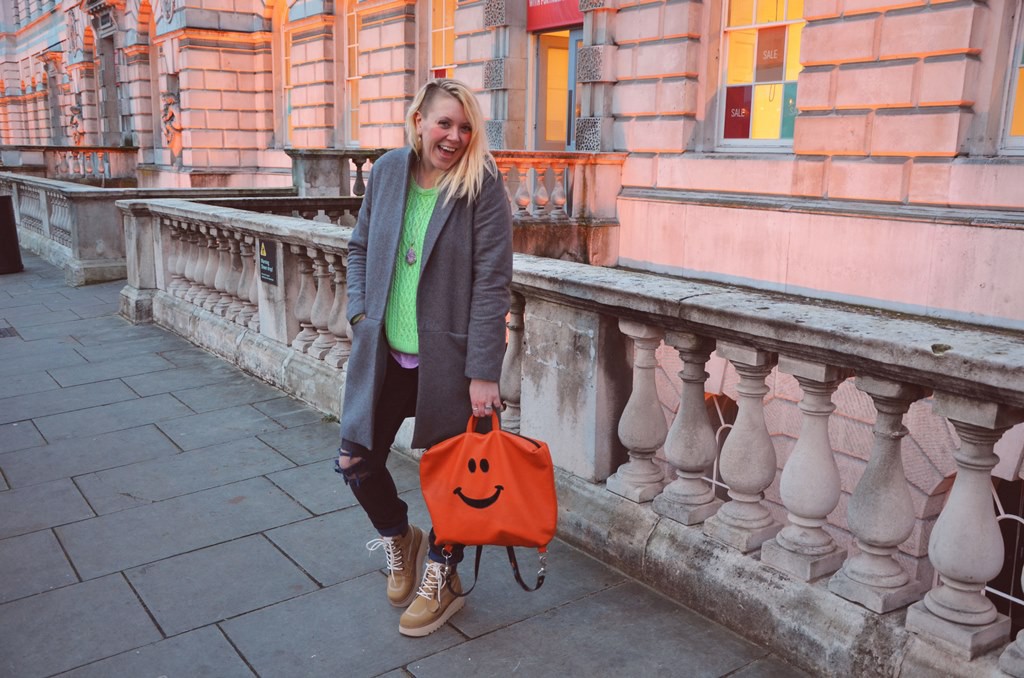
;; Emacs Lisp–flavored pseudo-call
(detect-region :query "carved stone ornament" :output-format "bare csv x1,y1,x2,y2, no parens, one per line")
484,59,505,90
576,46,603,83
575,117,603,152
484,0,507,27
580,0,609,9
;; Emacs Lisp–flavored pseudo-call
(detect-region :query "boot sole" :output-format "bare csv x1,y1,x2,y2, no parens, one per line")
389,529,428,608
398,595,465,637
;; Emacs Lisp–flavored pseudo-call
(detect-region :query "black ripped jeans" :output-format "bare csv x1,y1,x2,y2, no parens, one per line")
338,354,465,567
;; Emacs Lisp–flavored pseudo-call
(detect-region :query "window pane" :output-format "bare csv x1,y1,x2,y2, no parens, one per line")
751,83,783,139
1011,69,1024,137
787,0,804,20
785,23,803,80
756,26,786,82
727,30,756,85
729,0,754,26
433,35,444,67
724,85,753,138
780,82,797,138
756,0,784,24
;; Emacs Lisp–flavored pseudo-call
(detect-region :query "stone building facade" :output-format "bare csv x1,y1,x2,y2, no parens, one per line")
3,0,1024,631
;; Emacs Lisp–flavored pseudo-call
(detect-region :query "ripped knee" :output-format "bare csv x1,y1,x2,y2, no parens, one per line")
334,449,372,487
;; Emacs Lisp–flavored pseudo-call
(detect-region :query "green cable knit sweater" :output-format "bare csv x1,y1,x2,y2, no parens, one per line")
385,178,439,354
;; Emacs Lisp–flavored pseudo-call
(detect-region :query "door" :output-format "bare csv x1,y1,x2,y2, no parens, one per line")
535,28,582,151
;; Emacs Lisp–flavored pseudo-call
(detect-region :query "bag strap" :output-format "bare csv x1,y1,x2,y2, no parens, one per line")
449,545,548,597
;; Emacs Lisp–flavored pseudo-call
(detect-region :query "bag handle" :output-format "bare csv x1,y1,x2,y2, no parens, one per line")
451,545,547,597
465,411,501,434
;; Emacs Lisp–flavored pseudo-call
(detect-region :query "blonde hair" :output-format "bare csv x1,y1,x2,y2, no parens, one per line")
405,78,495,204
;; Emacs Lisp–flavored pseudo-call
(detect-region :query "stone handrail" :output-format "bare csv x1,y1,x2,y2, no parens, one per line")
197,196,364,228
1,172,295,285
0,145,140,185
116,196,1024,677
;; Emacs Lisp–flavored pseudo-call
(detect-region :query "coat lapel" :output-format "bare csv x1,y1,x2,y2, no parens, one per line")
374,149,415,287
420,190,457,273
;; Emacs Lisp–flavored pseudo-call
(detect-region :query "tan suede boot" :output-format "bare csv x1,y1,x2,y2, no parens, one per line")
398,561,465,637
366,525,427,607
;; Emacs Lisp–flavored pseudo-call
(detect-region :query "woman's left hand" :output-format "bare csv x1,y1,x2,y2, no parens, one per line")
469,379,502,418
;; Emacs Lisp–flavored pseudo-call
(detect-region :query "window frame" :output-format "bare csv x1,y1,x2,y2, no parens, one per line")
429,0,455,79
715,0,804,153
1000,8,1024,155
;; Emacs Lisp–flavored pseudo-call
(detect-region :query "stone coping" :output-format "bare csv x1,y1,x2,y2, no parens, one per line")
123,198,1024,408
1,172,296,199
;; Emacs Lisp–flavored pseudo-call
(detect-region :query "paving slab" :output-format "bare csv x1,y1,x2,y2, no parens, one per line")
0,370,60,400
0,424,181,488
72,333,193,362
155,346,233,369
0,345,88,378
170,375,286,413
69,301,119,319
48,352,175,388
266,488,432,588
0,574,161,678
126,535,318,636
0,335,82,358
267,452,419,516
122,361,245,397
731,656,812,677
0,530,78,603
407,581,767,678
0,379,136,425
54,626,254,678
158,404,285,451
66,321,172,346
253,396,328,428
56,477,310,579
0,291,69,310
0,478,94,539
6,308,82,328
0,474,7,491
257,420,341,465
0,420,45,455
33,393,195,441
13,315,133,342
222,572,463,678
76,437,294,514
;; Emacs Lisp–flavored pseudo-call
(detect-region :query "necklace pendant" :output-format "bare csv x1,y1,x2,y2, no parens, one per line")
405,246,417,265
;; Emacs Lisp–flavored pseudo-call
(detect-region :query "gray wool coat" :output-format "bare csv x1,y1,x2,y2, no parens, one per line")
340,147,514,451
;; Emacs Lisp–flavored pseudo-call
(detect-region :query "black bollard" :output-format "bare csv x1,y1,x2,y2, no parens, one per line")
0,195,24,274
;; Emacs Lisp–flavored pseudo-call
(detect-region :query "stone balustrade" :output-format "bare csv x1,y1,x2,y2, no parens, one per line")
1,145,139,186
0,172,294,285
116,196,1024,677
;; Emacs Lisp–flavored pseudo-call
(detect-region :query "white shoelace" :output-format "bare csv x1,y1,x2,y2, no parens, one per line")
366,537,403,581
416,562,447,602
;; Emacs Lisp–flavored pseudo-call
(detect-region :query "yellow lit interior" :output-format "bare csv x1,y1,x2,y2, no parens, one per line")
727,30,756,85
751,83,782,138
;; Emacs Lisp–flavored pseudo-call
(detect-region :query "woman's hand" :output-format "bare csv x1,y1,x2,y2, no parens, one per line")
469,379,501,418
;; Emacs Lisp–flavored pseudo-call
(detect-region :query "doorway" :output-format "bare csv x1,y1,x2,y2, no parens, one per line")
534,28,582,151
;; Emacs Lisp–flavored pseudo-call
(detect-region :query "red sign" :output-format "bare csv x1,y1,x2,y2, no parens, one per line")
527,0,584,32
723,86,752,139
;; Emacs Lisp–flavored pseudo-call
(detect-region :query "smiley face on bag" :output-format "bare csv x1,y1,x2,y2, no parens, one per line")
453,456,504,509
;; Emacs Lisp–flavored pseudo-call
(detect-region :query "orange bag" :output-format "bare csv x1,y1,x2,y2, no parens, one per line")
420,413,557,591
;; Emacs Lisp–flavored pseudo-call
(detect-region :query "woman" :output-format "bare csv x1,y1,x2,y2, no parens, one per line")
336,79,513,637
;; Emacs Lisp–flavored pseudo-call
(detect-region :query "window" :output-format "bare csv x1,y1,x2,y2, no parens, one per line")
430,0,455,78
1004,13,1024,153
346,3,360,144
720,0,804,148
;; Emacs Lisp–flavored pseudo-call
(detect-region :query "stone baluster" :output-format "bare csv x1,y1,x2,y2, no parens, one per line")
222,235,244,320
550,165,568,218
702,342,781,553
513,165,531,218
233,235,255,325
189,227,216,306
499,292,525,433
907,395,1024,660
246,238,261,332
497,163,514,206
324,252,351,369
308,247,337,360
290,245,318,352
606,320,667,503
652,332,722,525
352,156,368,196
532,165,550,216
205,230,231,313
761,358,847,581
180,227,202,300
828,377,929,612
212,231,237,316
165,222,186,295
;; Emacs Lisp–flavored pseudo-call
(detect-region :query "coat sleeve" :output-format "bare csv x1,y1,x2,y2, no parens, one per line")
465,167,513,382
345,160,375,323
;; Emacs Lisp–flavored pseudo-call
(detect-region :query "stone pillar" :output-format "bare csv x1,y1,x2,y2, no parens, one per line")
308,248,337,360
761,358,847,581
906,394,1024,660
652,332,722,525
703,342,781,553
290,245,318,352
575,0,617,151
499,291,525,433
606,320,666,503
118,204,156,324
829,377,929,612
482,0,527,150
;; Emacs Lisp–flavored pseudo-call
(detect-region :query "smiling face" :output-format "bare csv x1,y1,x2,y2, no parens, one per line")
453,456,504,510
414,90,471,187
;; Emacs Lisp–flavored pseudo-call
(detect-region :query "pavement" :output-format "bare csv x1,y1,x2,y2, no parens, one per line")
0,251,808,678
